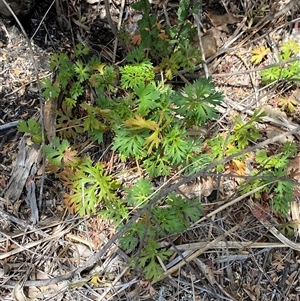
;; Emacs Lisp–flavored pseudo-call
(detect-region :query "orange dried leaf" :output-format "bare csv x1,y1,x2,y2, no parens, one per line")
158,31,169,40
56,167,75,188
63,148,79,165
225,160,246,181
46,164,60,174
63,193,76,214
131,34,142,45
231,159,246,175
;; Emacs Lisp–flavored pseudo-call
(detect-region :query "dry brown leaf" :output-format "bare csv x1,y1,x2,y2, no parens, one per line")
287,270,298,285
200,177,215,197
63,193,76,214
292,87,300,101
207,12,240,27
201,34,217,58
158,31,169,40
179,177,215,197
131,34,142,45
251,202,271,222
193,28,222,58
63,148,79,165
243,286,257,301
28,275,67,300
72,243,93,261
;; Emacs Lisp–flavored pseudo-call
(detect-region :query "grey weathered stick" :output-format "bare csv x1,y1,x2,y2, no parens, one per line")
0,121,19,133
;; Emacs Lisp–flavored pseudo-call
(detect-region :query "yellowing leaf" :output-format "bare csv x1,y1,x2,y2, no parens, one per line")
89,274,101,286
225,159,246,182
124,116,159,131
145,130,161,154
251,45,270,65
165,68,173,80
231,159,246,175
94,63,106,74
278,97,298,113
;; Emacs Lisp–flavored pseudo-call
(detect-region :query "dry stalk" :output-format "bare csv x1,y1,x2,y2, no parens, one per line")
153,224,241,283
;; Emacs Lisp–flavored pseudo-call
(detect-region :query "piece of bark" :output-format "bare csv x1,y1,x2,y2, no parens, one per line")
2,136,42,202
44,99,57,146
25,179,39,224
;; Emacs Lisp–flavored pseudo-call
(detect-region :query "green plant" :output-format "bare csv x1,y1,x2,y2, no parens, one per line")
27,0,298,282
132,0,202,79
120,191,202,280
36,10,213,279
206,109,298,215
260,39,300,84
17,119,42,143
207,109,265,171
240,141,297,215
112,69,223,177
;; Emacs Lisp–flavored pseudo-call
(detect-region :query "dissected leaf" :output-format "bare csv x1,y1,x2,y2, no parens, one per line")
131,34,142,45
124,115,159,131
17,119,42,143
134,83,160,116
63,148,80,165
251,45,270,65
41,78,61,99
144,129,161,154
277,97,298,113
74,43,89,57
138,239,172,280
226,159,246,176
280,39,300,57
279,221,298,237
120,61,155,89
74,60,91,83
44,137,70,166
